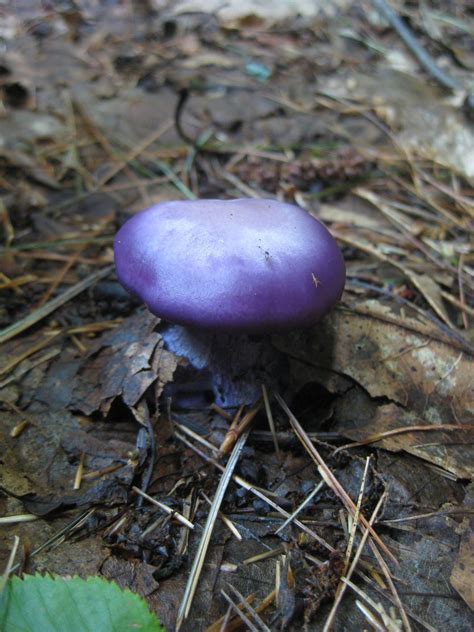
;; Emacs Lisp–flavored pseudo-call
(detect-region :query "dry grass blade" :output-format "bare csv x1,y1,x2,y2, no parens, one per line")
7,509,95,575
344,578,405,632
354,188,471,318
276,394,412,629
345,456,371,569
174,431,335,552
262,385,280,458
174,421,221,457
0,536,20,592
201,491,242,541
219,607,232,632
363,536,411,631
132,486,194,530
335,229,453,328
275,393,398,566
274,480,324,535
0,515,38,525
356,599,390,632
381,509,474,524
244,547,287,566
220,590,261,632
0,348,61,389
342,297,472,355
333,229,473,353
94,119,174,189
221,170,263,198
225,584,271,632
73,452,85,490
0,265,113,345
0,330,62,376
333,424,474,454
276,400,411,631
219,401,262,456
176,431,250,630
206,593,256,632
323,492,387,631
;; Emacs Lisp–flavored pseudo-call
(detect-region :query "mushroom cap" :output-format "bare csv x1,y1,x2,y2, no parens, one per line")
114,198,345,332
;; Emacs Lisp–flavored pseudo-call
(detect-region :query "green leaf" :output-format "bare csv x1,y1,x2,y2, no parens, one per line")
0,573,165,632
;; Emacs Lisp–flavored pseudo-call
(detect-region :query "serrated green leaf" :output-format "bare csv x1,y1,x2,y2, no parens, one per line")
0,574,165,632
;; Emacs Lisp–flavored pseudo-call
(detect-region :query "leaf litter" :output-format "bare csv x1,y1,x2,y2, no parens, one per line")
0,1,473,630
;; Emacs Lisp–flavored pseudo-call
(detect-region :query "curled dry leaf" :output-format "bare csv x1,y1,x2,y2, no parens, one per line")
69,311,179,416
450,517,474,608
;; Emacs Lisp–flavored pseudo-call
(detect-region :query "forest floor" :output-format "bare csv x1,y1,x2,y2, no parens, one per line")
0,1,473,630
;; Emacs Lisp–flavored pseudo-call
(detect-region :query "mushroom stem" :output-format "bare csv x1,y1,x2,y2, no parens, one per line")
160,324,287,407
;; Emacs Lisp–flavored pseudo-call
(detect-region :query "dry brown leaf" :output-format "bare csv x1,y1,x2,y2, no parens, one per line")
450,518,474,608
70,311,178,416
275,302,473,476
322,70,474,182
334,398,473,479
166,0,351,25
276,302,473,413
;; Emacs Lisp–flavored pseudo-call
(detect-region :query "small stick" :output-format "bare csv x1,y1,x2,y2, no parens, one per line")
210,402,233,421
0,515,38,525
82,463,125,480
201,491,242,541
219,401,262,456
275,481,324,535
207,594,256,632
0,536,20,591
220,590,260,632
345,457,371,570
262,385,280,458
132,486,194,530
458,254,469,330
244,547,287,566
73,453,85,490
333,424,473,454
225,583,271,632
323,492,386,631
371,0,462,92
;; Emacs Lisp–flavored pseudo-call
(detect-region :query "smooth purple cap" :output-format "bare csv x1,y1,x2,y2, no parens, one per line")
114,198,345,332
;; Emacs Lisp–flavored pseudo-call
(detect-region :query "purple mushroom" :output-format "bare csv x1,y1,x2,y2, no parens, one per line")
114,198,345,405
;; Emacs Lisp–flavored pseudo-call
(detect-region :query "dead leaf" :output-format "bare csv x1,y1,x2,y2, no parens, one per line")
334,392,473,479
450,518,474,608
275,303,474,415
322,70,474,182
167,0,351,25
69,310,178,416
